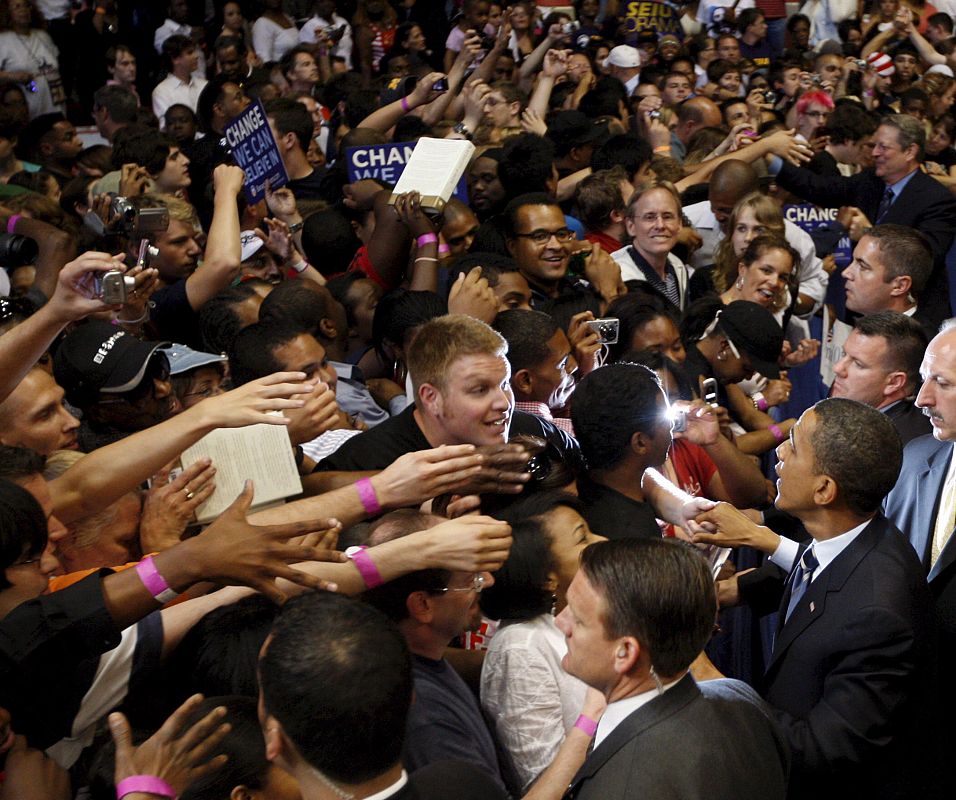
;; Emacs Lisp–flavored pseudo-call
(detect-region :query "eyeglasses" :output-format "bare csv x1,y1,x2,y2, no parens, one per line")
437,573,486,594
633,212,679,224
183,384,224,400
511,228,575,245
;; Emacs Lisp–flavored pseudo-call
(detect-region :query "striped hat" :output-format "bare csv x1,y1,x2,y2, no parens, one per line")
866,52,896,77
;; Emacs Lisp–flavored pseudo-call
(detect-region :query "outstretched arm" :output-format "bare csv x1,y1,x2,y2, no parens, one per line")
50,373,316,523
0,250,131,404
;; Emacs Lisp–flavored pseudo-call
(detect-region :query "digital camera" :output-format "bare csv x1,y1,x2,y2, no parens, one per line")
586,317,620,345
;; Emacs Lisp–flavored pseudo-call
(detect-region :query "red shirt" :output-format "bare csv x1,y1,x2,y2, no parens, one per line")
584,230,624,254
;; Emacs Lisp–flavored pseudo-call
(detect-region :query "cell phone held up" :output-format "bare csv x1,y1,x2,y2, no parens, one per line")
702,377,719,408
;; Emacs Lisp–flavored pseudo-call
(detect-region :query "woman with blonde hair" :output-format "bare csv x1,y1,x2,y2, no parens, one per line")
920,70,956,118
707,192,787,300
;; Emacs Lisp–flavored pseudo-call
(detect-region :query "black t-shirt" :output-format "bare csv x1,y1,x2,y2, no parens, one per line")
286,168,327,200
315,405,581,473
577,475,661,540
928,147,956,169
148,279,203,350
687,265,718,305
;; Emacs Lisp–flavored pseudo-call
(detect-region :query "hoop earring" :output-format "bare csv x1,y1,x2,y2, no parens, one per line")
735,276,744,291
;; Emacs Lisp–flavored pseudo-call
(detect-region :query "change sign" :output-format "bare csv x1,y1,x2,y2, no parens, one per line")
224,99,288,204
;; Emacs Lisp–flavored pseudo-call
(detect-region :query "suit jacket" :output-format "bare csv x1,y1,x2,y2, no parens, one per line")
764,514,933,800
883,397,933,446
776,163,956,325
884,434,956,711
564,674,789,800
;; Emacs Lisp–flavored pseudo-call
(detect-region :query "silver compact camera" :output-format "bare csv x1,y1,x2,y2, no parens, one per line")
763,90,776,103
110,195,170,236
562,20,579,34
648,109,662,120
95,269,135,304
670,407,688,433
586,317,620,344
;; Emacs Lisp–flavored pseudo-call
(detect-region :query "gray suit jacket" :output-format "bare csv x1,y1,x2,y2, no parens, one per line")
883,433,954,796
564,674,789,800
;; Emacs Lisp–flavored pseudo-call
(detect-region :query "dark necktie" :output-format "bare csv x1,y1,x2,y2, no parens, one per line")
876,186,895,222
785,546,819,621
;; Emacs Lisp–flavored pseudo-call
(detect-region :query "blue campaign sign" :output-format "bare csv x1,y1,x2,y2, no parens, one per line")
783,203,853,269
224,99,288,204
346,141,469,202
784,202,854,318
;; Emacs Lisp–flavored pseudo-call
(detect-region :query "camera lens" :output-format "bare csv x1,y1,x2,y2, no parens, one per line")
0,233,39,267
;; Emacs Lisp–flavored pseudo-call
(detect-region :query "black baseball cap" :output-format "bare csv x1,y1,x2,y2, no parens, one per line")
54,320,169,406
546,110,606,156
719,301,784,379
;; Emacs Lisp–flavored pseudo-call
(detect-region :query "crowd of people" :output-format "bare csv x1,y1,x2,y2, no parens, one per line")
4,0,956,798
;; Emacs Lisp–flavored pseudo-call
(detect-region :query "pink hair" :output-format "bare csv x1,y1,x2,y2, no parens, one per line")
795,90,835,116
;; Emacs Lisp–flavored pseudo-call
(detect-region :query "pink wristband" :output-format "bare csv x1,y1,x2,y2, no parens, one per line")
416,232,438,248
438,243,451,255
6,214,21,233
116,775,177,799
355,477,382,515
754,393,768,412
401,96,410,112
769,424,785,443
346,545,384,589
574,714,598,737
135,556,179,604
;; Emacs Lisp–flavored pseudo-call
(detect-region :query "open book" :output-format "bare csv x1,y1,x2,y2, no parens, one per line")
389,137,476,214
180,422,302,524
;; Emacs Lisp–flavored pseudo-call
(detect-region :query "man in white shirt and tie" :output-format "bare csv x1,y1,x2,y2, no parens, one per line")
695,398,935,800
553,538,789,799
882,320,956,782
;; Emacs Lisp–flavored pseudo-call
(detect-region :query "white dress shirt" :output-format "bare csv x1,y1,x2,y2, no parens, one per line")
152,74,208,126
594,676,681,750
770,517,871,577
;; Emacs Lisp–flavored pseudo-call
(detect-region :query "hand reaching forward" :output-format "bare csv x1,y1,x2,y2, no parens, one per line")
109,694,229,798
189,481,346,603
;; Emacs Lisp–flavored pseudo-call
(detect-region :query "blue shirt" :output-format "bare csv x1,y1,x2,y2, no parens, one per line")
331,360,405,428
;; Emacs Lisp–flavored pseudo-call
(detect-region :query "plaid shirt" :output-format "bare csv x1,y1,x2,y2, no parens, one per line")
513,401,575,436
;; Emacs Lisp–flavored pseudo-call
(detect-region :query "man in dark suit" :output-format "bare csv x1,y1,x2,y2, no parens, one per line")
831,311,931,445
697,399,934,800
554,538,789,800
884,320,956,773
771,114,956,325
840,225,938,339
259,592,508,800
